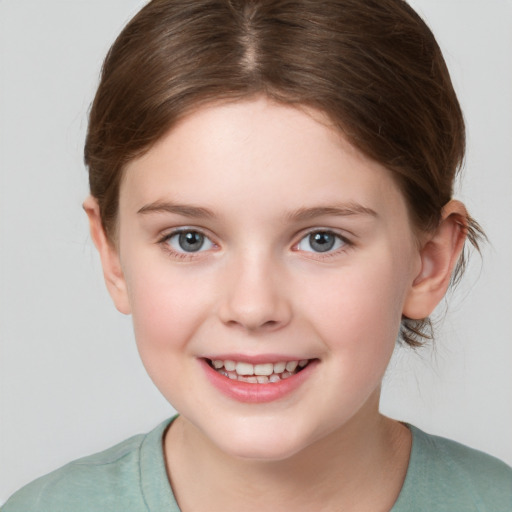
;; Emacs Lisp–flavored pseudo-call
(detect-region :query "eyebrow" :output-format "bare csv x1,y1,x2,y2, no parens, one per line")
137,201,377,221
286,204,378,222
137,201,215,218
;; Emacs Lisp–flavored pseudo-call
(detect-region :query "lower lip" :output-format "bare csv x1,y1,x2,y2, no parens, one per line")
200,359,318,403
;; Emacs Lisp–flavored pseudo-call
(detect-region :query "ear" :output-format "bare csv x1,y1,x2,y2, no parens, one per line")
403,200,468,320
83,196,131,315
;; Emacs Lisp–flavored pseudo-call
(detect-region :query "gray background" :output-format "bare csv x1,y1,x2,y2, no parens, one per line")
1,0,511,503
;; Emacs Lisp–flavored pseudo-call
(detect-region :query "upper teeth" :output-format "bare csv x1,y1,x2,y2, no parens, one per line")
211,359,309,376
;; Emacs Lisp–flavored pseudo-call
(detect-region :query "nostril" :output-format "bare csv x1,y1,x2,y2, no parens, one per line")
223,316,283,332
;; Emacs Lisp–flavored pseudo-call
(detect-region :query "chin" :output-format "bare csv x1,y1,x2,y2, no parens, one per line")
222,437,305,462
206,418,319,462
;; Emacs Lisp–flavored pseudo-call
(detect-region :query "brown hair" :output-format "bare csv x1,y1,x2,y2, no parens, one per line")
84,0,484,345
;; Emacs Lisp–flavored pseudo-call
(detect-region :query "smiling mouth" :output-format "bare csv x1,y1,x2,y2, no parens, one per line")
206,358,312,384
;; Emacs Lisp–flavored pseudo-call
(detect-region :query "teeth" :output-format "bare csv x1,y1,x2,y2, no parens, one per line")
209,358,311,383
254,363,274,376
285,361,298,372
273,361,286,373
224,360,236,371
236,362,254,375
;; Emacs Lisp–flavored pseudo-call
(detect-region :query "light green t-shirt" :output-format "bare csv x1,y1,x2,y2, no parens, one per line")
3,417,511,511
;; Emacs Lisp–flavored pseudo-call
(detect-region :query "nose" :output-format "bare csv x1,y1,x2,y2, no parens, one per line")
217,253,292,333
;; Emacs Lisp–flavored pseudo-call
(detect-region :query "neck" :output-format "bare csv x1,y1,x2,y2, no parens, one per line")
164,394,411,512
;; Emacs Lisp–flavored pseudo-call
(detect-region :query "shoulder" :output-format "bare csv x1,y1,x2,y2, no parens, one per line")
413,426,512,489
2,419,174,512
394,424,512,512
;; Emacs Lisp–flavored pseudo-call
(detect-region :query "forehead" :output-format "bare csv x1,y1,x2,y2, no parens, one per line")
120,97,408,222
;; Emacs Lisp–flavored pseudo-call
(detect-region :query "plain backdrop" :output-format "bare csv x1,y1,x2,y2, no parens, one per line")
1,0,511,503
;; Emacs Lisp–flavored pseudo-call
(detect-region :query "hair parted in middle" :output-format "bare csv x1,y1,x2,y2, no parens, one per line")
85,0,483,345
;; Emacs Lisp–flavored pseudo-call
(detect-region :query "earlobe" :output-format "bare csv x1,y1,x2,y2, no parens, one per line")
403,200,468,320
83,196,131,315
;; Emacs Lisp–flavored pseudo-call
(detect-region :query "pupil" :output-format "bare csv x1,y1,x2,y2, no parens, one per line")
179,231,204,252
310,232,335,252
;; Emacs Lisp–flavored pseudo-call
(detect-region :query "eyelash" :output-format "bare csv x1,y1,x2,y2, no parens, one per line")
158,228,217,261
157,228,353,261
293,229,353,260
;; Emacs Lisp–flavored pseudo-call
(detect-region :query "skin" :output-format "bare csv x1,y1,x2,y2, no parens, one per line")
85,97,467,511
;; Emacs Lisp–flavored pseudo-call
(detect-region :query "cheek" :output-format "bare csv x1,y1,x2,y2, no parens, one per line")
301,265,408,419
122,257,213,370
300,256,408,355
124,267,216,410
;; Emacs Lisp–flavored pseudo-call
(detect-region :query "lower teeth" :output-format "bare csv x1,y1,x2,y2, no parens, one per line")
217,369,296,383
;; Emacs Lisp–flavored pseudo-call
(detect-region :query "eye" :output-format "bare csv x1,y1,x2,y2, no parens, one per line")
296,231,347,253
165,229,215,253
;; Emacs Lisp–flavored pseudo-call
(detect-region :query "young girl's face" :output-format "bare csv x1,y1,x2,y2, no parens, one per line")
111,97,423,460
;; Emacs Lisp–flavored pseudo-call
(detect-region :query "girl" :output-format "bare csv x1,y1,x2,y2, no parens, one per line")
3,0,511,510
